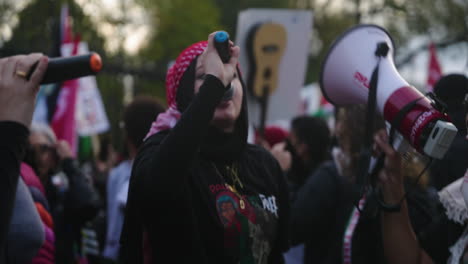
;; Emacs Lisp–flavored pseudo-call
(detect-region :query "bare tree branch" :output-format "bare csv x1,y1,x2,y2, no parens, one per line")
395,34,467,67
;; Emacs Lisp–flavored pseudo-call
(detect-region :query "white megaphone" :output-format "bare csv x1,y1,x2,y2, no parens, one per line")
320,24,457,159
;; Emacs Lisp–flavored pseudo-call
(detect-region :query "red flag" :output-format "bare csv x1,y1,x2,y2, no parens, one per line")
426,43,442,92
50,5,80,155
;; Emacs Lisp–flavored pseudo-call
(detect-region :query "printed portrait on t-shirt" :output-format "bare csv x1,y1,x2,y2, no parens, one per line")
217,194,241,229
211,184,280,264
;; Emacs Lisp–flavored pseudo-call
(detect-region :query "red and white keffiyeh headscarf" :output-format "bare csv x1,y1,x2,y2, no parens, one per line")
145,41,208,140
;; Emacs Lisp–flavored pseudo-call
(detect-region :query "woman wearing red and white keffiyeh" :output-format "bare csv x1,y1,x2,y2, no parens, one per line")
121,32,290,264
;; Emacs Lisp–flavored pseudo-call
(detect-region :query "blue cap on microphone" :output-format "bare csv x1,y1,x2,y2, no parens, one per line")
215,31,229,43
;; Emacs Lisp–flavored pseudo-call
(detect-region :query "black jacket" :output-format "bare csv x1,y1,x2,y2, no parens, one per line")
0,121,29,262
122,75,290,263
291,160,440,264
290,161,380,264
430,132,468,190
51,158,100,263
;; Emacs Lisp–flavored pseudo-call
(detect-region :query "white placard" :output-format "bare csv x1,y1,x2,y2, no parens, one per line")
235,9,313,127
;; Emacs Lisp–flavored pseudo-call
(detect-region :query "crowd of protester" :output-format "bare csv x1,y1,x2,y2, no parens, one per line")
0,33,467,264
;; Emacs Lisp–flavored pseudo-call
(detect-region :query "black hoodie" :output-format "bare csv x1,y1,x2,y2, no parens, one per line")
121,74,290,264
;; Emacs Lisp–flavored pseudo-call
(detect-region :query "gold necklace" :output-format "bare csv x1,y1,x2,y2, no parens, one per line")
212,162,243,188
212,162,246,209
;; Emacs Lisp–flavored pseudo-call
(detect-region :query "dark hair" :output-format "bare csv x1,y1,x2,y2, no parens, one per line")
434,74,468,110
336,105,385,180
98,136,111,162
123,96,165,149
434,74,468,131
291,115,331,165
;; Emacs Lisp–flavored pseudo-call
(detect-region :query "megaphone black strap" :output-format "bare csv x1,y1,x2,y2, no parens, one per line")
388,96,425,146
355,41,390,212
354,61,381,213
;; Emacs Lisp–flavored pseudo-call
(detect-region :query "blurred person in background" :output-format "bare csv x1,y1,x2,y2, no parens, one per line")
271,115,331,202
93,136,118,201
290,105,385,264
24,122,100,263
268,115,331,264
79,135,118,263
255,125,289,151
19,161,55,264
430,74,468,190
121,32,290,263
102,96,165,262
0,53,48,263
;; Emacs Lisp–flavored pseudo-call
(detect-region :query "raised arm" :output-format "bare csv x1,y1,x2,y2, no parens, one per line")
0,54,48,258
375,130,433,264
55,140,100,223
134,33,240,202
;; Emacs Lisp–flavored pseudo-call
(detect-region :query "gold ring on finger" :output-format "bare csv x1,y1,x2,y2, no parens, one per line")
15,70,27,79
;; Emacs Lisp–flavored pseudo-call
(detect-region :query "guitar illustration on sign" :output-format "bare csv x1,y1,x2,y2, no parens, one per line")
246,23,287,136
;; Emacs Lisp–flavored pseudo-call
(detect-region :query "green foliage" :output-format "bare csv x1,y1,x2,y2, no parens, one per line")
96,72,126,151
1,0,105,57
138,0,221,63
403,0,467,40
0,0,17,44
307,13,356,83
213,0,289,36
133,77,166,105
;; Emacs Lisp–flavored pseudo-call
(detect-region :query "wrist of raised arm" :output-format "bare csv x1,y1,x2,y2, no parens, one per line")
381,182,405,204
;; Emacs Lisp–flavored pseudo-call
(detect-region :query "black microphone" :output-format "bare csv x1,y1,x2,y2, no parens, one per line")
27,53,103,84
214,31,231,63
214,31,235,101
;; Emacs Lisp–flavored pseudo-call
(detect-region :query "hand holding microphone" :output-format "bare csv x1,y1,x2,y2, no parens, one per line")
0,52,102,127
203,31,239,101
214,31,237,102
0,53,48,127
214,31,231,64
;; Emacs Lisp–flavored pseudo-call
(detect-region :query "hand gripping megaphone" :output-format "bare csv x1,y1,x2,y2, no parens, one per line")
320,24,457,159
